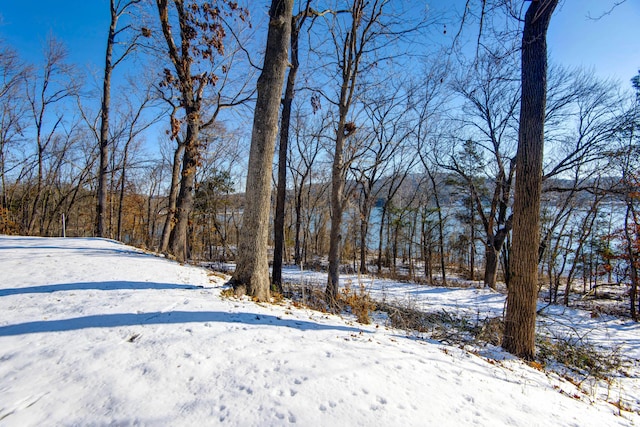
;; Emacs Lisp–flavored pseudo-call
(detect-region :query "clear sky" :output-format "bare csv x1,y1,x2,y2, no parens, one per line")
0,0,638,84
548,0,640,83
0,1,108,70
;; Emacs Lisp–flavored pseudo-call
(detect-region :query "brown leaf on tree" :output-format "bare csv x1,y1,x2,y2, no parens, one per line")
170,116,182,140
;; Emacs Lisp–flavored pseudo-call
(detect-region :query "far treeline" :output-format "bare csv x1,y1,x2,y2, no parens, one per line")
0,0,638,358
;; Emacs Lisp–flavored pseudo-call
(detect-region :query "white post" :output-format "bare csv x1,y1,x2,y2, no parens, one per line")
62,213,66,238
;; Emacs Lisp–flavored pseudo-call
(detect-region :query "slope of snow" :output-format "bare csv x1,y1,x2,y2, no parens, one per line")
0,236,638,426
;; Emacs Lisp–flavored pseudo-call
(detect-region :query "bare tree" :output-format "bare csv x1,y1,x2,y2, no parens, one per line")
288,109,328,267
96,0,144,238
322,0,426,304
272,0,315,290
449,53,519,289
158,101,185,252
350,85,413,274
503,0,559,360
536,70,623,304
112,82,160,241
624,74,640,321
144,160,165,248
155,0,251,262
609,73,640,320
24,37,79,235
542,69,620,183
191,125,239,261
231,0,294,301
412,63,450,284
42,121,96,236
0,42,29,232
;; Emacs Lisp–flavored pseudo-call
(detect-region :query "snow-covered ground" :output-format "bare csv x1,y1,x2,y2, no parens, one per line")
0,236,638,426
281,266,640,363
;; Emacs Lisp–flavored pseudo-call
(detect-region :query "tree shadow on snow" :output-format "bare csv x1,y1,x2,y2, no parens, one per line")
0,311,365,336
0,281,205,297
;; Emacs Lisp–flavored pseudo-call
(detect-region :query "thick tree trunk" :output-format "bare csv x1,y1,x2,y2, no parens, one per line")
273,11,303,290
169,119,199,262
484,220,512,288
231,0,293,301
327,0,372,305
96,1,118,238
156,0,222,263
502,0,558,359
327,119,347,304
484,243,499,288
160,143,184,252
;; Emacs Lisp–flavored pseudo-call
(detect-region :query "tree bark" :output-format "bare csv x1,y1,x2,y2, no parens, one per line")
155,0,210,263
160,142,184,252
231,0,293,301
484,244,499,287
625,201,639,321
273,7,306,290
484,218,512,289
96,0,140,237
327,0,372,305
427,168,447,286
96,3,117,238
327,114,347,304
169,117,199,262
502,0,559,359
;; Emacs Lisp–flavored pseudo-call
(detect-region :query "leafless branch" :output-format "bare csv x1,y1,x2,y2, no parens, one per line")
587,0,627,20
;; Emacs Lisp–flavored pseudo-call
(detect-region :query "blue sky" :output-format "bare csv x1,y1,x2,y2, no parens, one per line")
0,0,638,84
548,0,640,83
0,1,108,68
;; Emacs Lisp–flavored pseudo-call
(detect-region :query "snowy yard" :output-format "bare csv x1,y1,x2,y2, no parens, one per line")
0,236,638,426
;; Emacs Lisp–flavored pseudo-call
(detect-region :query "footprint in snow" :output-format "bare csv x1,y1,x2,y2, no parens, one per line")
293,376,307,385
238,385,253,395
